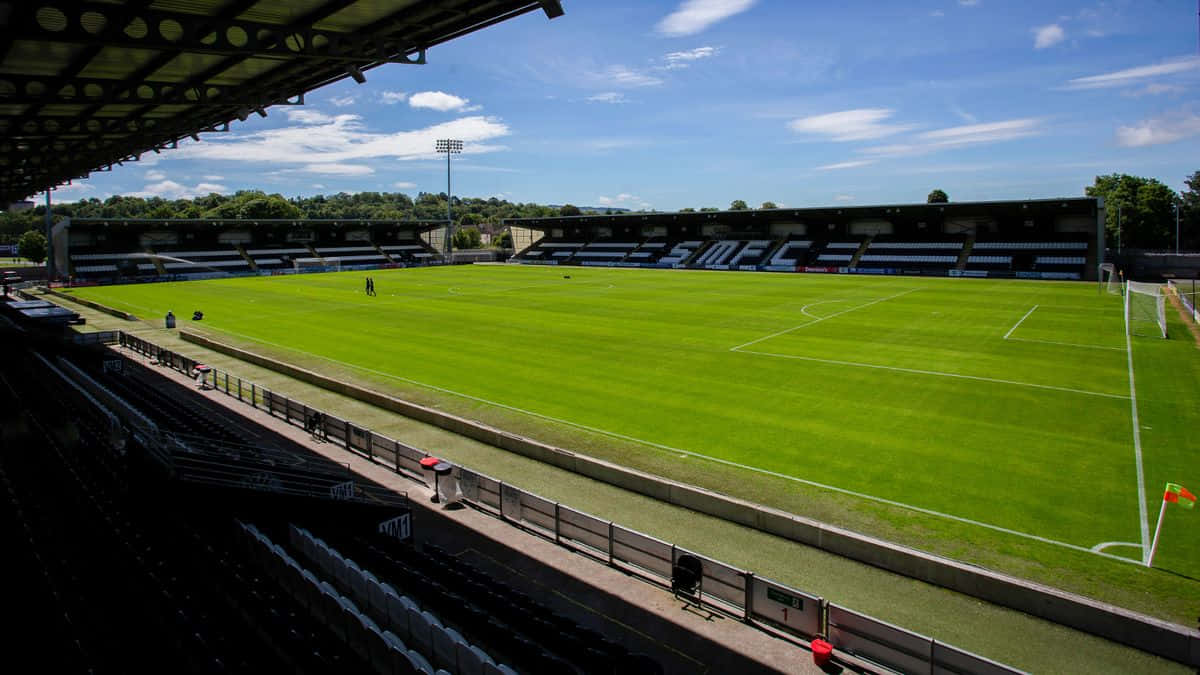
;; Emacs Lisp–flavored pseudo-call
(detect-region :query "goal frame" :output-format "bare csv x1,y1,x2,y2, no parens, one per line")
1124,280,1167,339
1099,263,1121,295
294,257,340,272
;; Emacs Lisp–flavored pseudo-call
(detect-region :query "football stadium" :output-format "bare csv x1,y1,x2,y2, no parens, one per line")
2,2,1199,674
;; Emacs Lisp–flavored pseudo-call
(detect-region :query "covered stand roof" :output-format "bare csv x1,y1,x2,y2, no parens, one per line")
0,0,563,205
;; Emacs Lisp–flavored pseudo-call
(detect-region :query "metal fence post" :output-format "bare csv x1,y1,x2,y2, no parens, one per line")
394,440,401,472
251,383,256,408
744,572,754,622
607,521,614,566
343,419,350,449
237,378,242,401
554,503,561,545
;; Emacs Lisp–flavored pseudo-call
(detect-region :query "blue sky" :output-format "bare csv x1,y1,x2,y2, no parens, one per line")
47,0,1200,210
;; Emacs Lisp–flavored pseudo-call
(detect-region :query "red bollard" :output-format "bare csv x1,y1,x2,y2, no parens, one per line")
811,638,833,667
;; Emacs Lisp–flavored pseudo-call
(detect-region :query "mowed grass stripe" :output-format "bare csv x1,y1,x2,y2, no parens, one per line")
71,267,1160,560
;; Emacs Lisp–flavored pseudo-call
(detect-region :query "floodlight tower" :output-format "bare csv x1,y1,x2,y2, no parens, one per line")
435,139,462,258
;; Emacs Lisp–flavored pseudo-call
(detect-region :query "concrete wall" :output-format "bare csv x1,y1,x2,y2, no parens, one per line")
179,329,1200,666
47,288,137,320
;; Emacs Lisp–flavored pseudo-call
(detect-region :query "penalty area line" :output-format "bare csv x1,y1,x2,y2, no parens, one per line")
730,288,918,352
733,349,1129,400
1003,304,1038,340
203,325,1138,566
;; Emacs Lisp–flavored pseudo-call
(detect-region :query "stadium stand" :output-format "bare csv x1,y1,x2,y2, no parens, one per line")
659,240,704,265
966,239,1090,276
814,241,863,264
856,239,964,271
767,239,813,267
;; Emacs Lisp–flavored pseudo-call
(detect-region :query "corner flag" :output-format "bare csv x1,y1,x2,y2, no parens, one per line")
1147,482,1195,567
1163,483,1196,509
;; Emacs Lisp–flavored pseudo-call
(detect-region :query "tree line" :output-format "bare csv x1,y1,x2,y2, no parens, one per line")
3,171,1197,251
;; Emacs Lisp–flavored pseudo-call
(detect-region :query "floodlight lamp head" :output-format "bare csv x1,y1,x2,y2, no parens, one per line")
436,138,463,153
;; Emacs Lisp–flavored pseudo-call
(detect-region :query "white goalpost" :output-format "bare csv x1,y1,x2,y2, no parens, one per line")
1125,280,1167,339
294,257,341,272
1099,263,1121,295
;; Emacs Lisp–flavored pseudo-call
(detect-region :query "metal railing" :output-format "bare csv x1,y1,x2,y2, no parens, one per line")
115,330,1024,675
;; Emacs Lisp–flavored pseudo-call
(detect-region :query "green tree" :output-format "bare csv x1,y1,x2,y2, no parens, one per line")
493,230,513,249
18,229,47,264
729,200,749,210
1180,170,1200,250
452,226,483,250
559,204,582,216
760,201,778,210
1087,174,1178,249
678,207,695,212
927,189,949,203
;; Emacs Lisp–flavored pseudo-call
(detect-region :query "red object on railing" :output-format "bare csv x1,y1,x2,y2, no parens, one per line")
811,638,833,666
419,456,441,469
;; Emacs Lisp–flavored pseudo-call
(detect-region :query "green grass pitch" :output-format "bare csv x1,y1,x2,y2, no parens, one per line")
67,265,1200,615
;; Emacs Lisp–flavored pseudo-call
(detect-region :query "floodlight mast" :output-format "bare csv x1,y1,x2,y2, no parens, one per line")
435,139,463,258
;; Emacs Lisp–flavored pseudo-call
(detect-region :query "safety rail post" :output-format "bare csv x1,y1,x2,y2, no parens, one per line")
744,572,754,622
250,383,257,408
393,440,402,472
342,419,350,449
554,503,561,545
237,378,242,401
607,521,614,566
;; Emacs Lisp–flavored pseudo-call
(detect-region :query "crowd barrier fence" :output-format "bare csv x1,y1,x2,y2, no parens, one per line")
114,330,1027,674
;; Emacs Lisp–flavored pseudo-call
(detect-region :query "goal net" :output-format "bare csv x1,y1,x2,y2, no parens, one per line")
1125,280,1167,338
294,257,340,272
1099,263,1121,295
1168,279,1199,323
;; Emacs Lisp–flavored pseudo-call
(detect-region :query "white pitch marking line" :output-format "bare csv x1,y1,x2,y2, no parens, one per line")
1005,337,1123,351
730,288,918,352
1124,310,1151,563
1003,304,1038,340
1091,540,1142,553
196,324,1139,565
800,299,845,319
734,349,1129,400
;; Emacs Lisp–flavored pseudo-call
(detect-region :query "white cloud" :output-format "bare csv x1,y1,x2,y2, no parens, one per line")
330,95,357,107
860,118,1042,157
816,159,876,171
393,181,417,189
144,169,166,181
959,0,979,5
167,114,510,167
1033,24,1065,49
586,92,628,104
284,163,375,176
409,91,477,111
788,109,914,141
1064,56,1200,90
202,174,224,181
918,118,1040,145
664,46,718,69
930,9,945,17
130,180,227,200
1121,83,1185,98
1115,110,1200,147
657,0,756,36
597,193,641,205
834,194,855,202
603,65,663,88
950,105,977,124
312,183,325,189
287,109,336,125
380,91,407,105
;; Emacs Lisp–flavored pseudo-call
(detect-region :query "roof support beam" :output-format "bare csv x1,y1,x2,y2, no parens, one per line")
13,4,424,64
